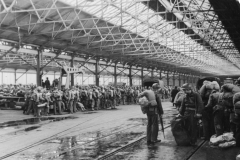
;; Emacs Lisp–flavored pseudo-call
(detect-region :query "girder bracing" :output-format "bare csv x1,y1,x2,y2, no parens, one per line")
0,0,239,76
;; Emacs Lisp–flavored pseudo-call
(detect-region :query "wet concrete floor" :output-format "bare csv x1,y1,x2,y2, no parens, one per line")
0,116,78,129
3,103,236,160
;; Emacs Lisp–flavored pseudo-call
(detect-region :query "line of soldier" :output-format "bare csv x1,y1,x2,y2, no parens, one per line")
0,84,145,117
0,84,172,117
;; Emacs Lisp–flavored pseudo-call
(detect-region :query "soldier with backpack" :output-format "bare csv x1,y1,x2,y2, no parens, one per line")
179,83,204,145
138,83,163,145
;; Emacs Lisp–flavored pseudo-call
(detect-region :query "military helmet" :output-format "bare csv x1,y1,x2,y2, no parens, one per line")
181,83,191,90
152,83,160,89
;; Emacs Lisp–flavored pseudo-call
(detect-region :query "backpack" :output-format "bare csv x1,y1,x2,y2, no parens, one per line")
171,116,191,146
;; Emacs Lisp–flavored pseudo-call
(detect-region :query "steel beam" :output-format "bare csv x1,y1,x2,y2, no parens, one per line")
95,58,100,86
167,72,169,86
36,50,41,86
16,69,29,82
129,66,132,87
114,63,117,86
141,67,144,87
71,55,74,86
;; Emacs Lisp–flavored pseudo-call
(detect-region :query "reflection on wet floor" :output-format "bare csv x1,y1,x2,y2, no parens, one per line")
83,112,98,114
58,131,144,160
0,116,78,128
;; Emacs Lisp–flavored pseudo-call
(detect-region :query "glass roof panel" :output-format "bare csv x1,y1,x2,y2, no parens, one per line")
58,0,240,74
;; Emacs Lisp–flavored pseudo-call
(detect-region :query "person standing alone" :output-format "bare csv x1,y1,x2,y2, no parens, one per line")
139,83,164,145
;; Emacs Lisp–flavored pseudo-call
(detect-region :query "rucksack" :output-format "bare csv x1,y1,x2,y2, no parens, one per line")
171,116,191,146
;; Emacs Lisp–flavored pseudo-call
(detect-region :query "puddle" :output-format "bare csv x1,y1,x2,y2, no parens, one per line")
83,112,98,114
25,126,41,132
0,116,78,128
56,131,144,159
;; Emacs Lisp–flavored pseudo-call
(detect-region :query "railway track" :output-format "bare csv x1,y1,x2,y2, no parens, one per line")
184,140,206,160
0,112,146,160
97,124,172,160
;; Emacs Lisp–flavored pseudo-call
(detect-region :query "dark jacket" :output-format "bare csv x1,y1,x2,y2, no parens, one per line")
171,89,179,99
180,91,204,115
155,93,164,115
205,91,220,109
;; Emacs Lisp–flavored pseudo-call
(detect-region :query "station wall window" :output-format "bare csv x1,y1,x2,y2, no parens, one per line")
2,72,15,84
16,73,27,84
26,74,36,85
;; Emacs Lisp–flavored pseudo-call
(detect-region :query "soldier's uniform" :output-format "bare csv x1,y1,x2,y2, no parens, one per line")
33,88,45,117
52,88,63,115
139,83,163,145
25,90,34,115
109,87,115,109
88,89,94,110
202,90,220,139
93,89,100,110
116,88,121,106
180,83,204,145
81,89,88,109
73,88,79,112
68,87,75,114
120,88,126,105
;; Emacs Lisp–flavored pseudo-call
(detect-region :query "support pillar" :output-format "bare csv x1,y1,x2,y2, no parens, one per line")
58,68,62,90
159,70,162,79
129,66,133,86
173,74,175,86
167,71,169,86
14,69,16,84
192,75,194,86
183,74,186,84
151,68,154,78
71,55,74,86
114,63,117,86
95,59,100,86
179,73,181,87
36,50,41,86
141,67,144,86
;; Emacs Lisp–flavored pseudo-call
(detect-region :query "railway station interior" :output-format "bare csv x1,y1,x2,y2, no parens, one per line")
1,0,240,159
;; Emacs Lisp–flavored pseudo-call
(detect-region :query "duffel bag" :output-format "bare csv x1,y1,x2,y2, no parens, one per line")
234,101,240,115
171,116,191,146
222,84,240,94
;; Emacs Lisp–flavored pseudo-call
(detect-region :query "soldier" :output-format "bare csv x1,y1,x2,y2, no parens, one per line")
138,83,163,145
88,88,94,111
204,89,221,137
100,87,106,109
24,89,34,115
73,86,79,112
116,88,121,106
52,87,63,115
93,88,100,110
68,86,75,114
179,83,204,145
34,87,45,117
120,88,126,105
109,87,115,109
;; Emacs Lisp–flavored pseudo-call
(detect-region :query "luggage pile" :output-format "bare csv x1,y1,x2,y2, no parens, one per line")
139,96,148,114
171,116,191,146
210,132,236,148
222,84,240,117
199,81,220,100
